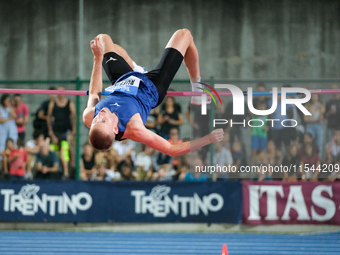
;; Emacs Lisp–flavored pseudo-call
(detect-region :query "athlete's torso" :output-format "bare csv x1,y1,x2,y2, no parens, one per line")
94,71,159,140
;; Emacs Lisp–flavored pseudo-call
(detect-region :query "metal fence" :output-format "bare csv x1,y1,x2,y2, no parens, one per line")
1,78,340,179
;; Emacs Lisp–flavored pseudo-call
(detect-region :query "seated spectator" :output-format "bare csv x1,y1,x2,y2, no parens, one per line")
8,139,27,181
206,142,233,181
298,132,319,158
173,164,189,181
158,96,183,140
184,158,208,181
167,127,182,169
254,150,272,181
90,161,119,181
135,144,155,180
95,148,117,171
155,152,173,169
231,140,246,173
300,143,320,181
80,142,96,181
112,139,135,164
35,141,62,180
119,161,136,181
266,140,283,180
49,134,70,179
325,129,340,163
282,144,300,181
221,131,231,151
324,84,340,144
328,154,340,181
25,130,45,176
152,164,175,181
324,129,340,180
0,138,14,178
304,94,325,159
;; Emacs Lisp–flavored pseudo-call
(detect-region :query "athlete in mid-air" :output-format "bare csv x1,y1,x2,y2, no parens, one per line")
83,29,223,156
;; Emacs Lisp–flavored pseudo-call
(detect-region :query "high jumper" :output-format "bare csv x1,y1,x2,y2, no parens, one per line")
82,29,223,156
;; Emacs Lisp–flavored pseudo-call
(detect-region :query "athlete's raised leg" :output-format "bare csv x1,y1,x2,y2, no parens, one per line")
165,29,200,81
96,34,134,69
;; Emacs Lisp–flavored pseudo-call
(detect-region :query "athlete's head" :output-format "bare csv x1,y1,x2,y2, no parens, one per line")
89,108,118,151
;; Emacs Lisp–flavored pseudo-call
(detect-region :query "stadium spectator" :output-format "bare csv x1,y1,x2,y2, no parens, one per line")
324,84,340,143
90,160,119,181
155,152,173,170
47,86,76,141
268,93,294,153
119,161,136,181
298,132,319,158
206,142,233,180
300,143,320,181
184,157,207,181
8,139,27,181
250,102,269,166
325,129,340,164
25,130,45,176
50,134,70,179
145,107,160,134
152,164,175,181
186,103,210,139
225,100,248,146
12,94,29,144
221,130,231,151
112,139,136,163
266,140,282,172
304,94,325,159
254,150,272,181
135,144,155,180
167,127,182,169
0,94,18,161
173,164,189,181
35,141,62,180
80,142,96,181
47,86,76,169
33,87,56,138
282,144,300,181
173,137,191,173
231,140,246,173
158,96,183,140
0,138,14,179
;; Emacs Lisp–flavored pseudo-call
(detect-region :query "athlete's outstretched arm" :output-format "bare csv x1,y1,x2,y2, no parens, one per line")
83,37,104,127
129,125,224,156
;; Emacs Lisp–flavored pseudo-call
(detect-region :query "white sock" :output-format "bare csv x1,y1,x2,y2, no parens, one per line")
133,61,147,73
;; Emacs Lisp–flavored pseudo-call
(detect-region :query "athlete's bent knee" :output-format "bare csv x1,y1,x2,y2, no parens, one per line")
96,34,112,42
176,28,193,40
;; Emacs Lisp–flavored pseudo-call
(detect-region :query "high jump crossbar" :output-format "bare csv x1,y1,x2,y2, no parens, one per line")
0,88,340,96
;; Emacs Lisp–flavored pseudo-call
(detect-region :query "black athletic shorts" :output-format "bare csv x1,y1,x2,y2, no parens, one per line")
102,47,184,106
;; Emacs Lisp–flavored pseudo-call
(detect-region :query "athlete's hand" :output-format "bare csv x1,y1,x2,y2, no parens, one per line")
208,129,224,143
90,37,104,59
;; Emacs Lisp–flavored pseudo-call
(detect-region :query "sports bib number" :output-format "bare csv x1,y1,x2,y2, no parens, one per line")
105,75,141,96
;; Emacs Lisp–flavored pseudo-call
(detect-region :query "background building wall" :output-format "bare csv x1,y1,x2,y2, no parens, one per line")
0,0,339,81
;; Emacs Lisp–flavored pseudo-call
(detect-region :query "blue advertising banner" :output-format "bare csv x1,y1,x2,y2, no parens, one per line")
0,181,242,223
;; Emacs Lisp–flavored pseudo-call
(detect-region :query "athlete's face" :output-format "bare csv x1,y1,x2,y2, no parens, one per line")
91,108,118,134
